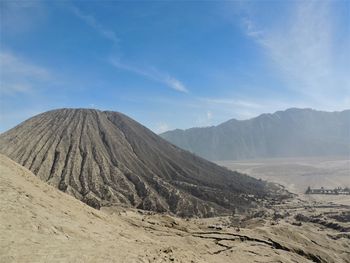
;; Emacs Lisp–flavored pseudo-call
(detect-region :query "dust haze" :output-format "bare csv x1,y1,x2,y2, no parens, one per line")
1,0,350,262
218,157,350,194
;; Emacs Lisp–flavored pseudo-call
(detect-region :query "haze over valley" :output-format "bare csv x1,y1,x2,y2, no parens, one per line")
1,107,349,263
1,0,349,262
218,157,350,194
161,108,350,194
161,108,350,161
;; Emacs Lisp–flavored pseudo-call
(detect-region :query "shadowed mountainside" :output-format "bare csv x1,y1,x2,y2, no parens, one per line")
160,108,350,161
0,108,274,217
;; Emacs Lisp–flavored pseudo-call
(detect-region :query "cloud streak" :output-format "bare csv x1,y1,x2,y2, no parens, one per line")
155,122,170,133
0,51,51,95
70,5,187,94
69,5,119,45
110,59,188,93
200,98,262,109
241,0,350,108
198,96,311,121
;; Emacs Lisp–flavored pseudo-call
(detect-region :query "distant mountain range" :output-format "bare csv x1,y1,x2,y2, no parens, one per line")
0,109,277,217
160,108,350,161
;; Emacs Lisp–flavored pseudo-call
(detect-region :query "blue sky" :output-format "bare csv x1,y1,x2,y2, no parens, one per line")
1,0,349,133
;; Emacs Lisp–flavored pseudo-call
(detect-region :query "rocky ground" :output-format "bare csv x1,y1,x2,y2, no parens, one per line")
1,154,349,263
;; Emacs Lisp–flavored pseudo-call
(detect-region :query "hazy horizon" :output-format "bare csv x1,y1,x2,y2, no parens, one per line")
1,0,349,133
1,107,350,134
1,2,350,261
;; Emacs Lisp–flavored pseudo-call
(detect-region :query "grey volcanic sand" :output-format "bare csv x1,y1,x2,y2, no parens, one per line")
0,108,271,217
1,154,349,263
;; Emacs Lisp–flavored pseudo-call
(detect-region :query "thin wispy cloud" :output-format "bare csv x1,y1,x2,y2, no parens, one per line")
0,52,50,80
241,1,350,107
200,98,262,109
0,51,51,95
69,5,187,94
198,96,311,121
193,97,257,123
242,17,263,38
69,5,119,45
155,122,170,133
110,59,189,93
0,51,55,131
1,1,47,35
1,84,32,94
195,110,214,127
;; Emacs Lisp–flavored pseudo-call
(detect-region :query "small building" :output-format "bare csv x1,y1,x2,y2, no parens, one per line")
305,186,350,195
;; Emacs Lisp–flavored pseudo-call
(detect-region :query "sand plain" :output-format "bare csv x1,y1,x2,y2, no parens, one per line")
218,156,350,194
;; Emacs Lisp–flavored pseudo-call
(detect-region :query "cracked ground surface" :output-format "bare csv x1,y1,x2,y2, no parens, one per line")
1,153,349,263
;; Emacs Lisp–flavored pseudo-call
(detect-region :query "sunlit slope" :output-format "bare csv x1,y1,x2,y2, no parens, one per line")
0,109,272,217
1,154,348,263
0,154,152,262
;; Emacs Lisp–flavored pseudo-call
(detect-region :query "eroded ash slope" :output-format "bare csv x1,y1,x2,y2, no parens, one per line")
0,109,278,216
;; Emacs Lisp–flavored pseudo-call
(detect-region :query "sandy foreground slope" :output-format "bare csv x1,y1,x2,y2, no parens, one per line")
1,154,349,263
